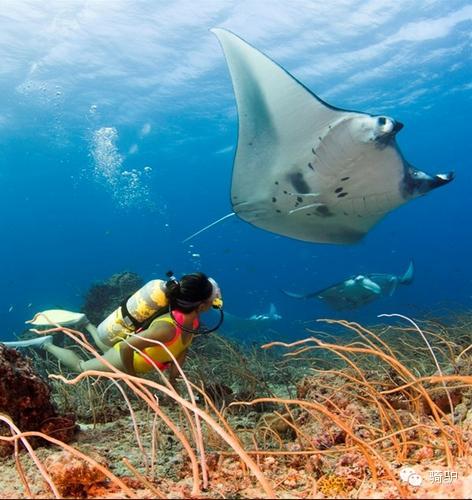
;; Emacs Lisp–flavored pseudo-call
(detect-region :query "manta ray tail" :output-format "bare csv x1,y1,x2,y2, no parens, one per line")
281,289,319,300
399,261,414,285
183,213,236,243
281,289,306,299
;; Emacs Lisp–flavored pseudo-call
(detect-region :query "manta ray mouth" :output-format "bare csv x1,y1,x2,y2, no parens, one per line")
435,172,455,185
403,168,455,198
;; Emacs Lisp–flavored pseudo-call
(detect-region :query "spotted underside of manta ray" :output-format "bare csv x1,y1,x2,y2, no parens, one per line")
211,28,454,244
283,262,414,310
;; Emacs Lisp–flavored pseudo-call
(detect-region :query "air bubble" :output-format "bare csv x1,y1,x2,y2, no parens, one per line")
90,126,160,212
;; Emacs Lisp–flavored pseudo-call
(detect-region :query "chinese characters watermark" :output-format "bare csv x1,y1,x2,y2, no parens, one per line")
428,470,458,484
399,467,459,487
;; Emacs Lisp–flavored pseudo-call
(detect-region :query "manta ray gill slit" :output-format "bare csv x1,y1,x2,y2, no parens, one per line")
287,171,310,193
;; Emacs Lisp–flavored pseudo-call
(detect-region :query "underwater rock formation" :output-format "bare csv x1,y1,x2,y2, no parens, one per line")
44,450,108,497
81,271,144,325
0,344,77,456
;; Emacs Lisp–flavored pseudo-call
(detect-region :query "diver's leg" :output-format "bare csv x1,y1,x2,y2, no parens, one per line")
42,342,84,371
83,322,113,353
43,341,127,373
79,345,127,373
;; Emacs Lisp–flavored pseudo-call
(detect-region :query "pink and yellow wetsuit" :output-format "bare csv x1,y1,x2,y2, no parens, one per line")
114,311,198,374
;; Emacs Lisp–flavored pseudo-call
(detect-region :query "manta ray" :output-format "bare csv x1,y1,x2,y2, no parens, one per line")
185,29,453,244
225,303,282,323
248,303,282,321
222,304,284,342
283,262,414,310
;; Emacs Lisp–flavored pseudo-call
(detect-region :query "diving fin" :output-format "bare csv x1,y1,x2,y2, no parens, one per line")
3,335,53,348
26,309,87,327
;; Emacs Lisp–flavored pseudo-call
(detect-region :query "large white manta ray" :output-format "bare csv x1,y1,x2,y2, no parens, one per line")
283,262,414,310
199,29,454,244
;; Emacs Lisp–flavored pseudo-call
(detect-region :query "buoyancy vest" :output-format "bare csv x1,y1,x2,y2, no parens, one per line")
97,279,169,345
114,311,198,373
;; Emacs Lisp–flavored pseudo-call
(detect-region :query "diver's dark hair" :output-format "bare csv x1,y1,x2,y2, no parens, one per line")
165,271,213,313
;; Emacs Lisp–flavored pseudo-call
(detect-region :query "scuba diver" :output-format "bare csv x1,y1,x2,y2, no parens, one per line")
21,272,223,384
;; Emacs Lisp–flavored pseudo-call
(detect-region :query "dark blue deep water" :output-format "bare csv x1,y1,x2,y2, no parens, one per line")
0,1,470,341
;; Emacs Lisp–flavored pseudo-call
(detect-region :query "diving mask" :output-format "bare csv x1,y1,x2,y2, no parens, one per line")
208,277,223,309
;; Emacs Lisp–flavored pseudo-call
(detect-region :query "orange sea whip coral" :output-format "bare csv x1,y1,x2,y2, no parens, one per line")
32,325,204,494
0,413,60,498
231,395,406,494
31,324,276,498
0,413,136,499
261,318,469,473
379,313,455,419
122,337,209,489
17,314,471,498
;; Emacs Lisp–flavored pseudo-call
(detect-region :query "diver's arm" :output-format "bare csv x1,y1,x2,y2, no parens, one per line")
118,323,175,374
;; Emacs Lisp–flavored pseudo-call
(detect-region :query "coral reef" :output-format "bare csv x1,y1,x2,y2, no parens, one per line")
1,313,472,498
317,474,349,497
43,450,108,498
0,344,77,456
81,271,143,325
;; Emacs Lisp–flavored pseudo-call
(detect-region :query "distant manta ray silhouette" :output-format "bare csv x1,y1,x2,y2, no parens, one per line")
184,29,453,244
225,303,282,323
248,303,282,321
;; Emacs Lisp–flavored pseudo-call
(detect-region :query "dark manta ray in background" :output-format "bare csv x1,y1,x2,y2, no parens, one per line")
283,262,414,310
184,29,454,244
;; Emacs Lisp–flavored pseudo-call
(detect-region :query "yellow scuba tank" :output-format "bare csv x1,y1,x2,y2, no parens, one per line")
96,279,169,345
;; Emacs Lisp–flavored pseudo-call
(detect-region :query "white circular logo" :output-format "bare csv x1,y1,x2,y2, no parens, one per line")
408,473,423,487
399,467,423,487
399,467,416,482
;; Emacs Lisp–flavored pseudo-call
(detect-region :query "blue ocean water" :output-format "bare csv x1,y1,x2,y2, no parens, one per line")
0,1,470,340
